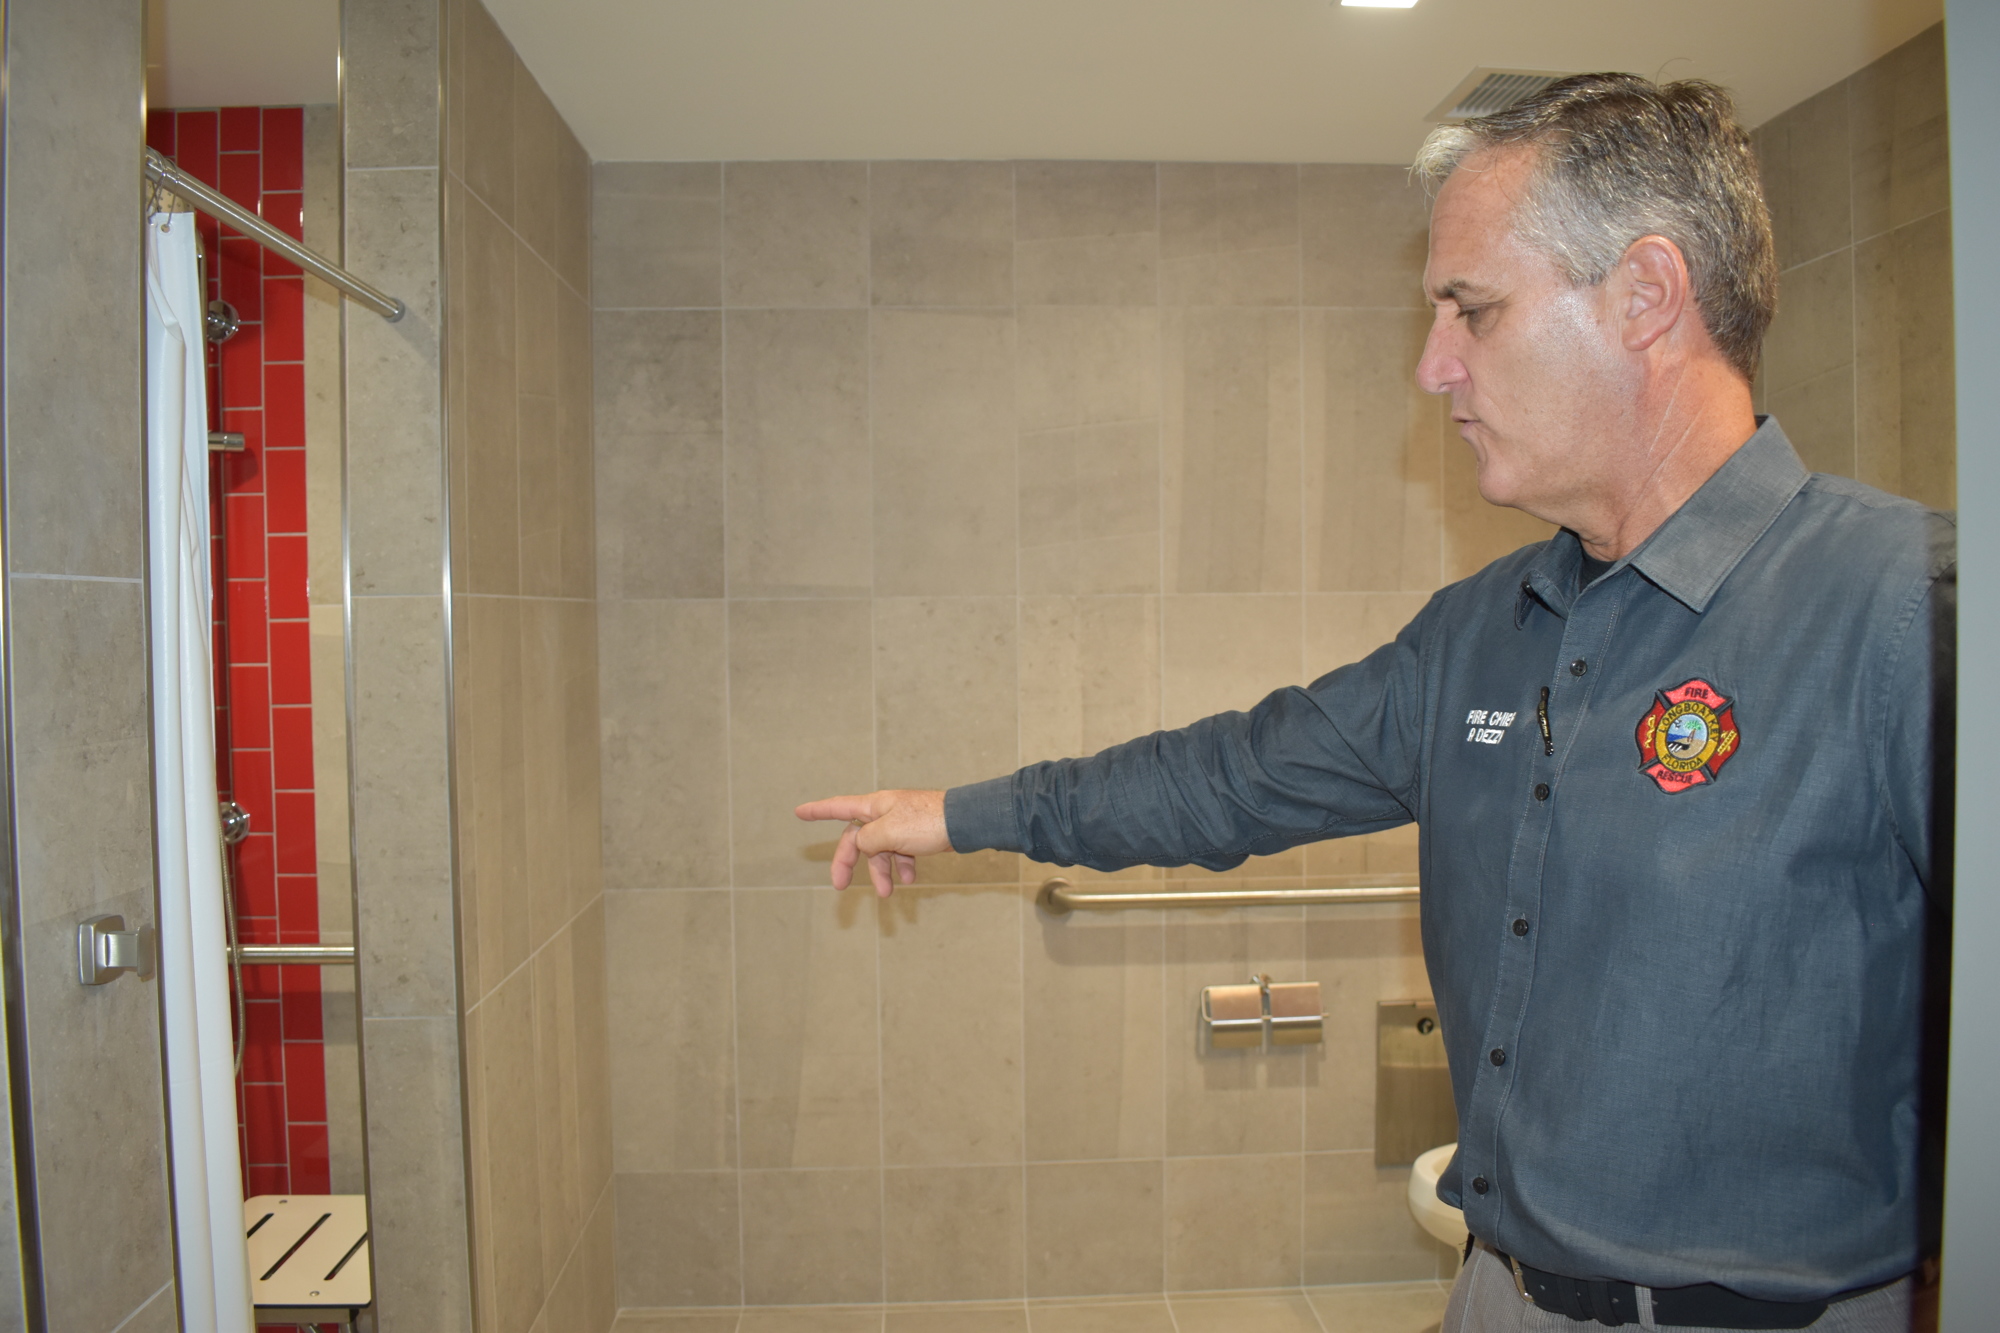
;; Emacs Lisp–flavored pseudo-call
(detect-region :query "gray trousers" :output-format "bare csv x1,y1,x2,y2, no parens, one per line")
1444,1243,1916,1333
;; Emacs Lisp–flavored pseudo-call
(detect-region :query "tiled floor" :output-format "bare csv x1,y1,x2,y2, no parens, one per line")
611,1283,1451,1333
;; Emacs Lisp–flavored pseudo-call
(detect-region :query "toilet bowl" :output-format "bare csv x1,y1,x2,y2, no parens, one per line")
1408,1142,1468,1250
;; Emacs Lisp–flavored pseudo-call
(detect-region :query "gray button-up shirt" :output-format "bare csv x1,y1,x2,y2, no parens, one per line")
946,420,1955,1300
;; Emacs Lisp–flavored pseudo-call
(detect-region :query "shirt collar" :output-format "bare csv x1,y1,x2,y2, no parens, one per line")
1518,417,1808,620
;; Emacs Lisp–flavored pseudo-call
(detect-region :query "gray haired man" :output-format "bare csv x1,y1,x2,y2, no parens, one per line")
801,76,1952,1332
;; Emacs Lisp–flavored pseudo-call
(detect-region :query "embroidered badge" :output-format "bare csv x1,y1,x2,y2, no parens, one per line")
1634,679,1740,793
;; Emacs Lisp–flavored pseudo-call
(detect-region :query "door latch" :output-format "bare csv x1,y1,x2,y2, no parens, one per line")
78,915,155,986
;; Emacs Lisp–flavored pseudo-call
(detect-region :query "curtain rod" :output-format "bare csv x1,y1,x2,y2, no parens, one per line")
144,147,405,322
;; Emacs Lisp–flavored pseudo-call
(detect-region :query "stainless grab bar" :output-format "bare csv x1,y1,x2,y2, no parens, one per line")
1037,877,1418,915
231,944,357,966
144,147,407,322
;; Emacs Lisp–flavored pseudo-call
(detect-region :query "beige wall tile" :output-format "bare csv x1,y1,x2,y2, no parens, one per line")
874,596,1019,821
560,287,599,599
461,190,521,595
736,890,882,1168
740,1310,882,1333
459,0,515,216
361,1015,474,1328
1161,595,1301,729
1856,212,1956,510
1016,162,1158,306
888,1304,1028,1333
606,890,738,1171
1303,309,1441,593
1020,423,1161,596
741,1168,885,1304
534,930,589,1286
474,968,547,1329
596,162,722,309
1303,1282,1448,1333
1024,908,1164,1161
616,1171,743,1306
1758,84,1852,270
1159,165,1298,306
1763,250,1854,394
884,1165,1026,1301
615,1312,742,1332
347,0,441,170
458,594,529,995
727,310,873,597
873,310,1019,596
872,161,1016,307
1028,1303,1175,1333
1303,592,1429,682
880,888,1024,1164
1017,307,1160,434
600,599,731,889
1850,23,1949,242
1018,595,1162,771
1300,165,1432,310
726,162,870,307
1025,1161,1163,1297
1169,1293,1319,1333
558,119,593,300
1163,1155,1301,1290
1302,905,1428,1153
1439,424,1555,583
519,241,561,398
1164,910,1307,1155
1163,309,1303,594
514,58,562,265
1769,365,1857,479
575,896,617,1198
1303,1151,1443,1283
595,310,725,598
729,600,876,887
520,395,565,597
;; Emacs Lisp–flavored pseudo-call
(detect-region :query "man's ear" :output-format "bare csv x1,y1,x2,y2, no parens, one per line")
1617,234,1691,354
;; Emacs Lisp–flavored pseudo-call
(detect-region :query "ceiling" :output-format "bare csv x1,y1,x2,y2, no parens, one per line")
146,0,1943,163
486,0,1943,162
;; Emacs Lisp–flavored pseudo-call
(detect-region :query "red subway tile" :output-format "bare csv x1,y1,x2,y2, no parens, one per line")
241,999,284,1083
264,450,307,534
264,362,305,450
220,106,261,152
261,190,303,242
217,317,263,401
234,833,278,921
262,280,305,363
218,149,260,212
281,966,323,1043
223,493,266,576
277,873,318,941
275,791,317,876
177,111,219,187
146,109,175,156
220,408,265,494
270,621,313,706
272,705,315,789
233,745,274,830
241,1081,287,1163
226,578,268,665
262,108,304,189
245,1164,289,1198
268,537,310,619
227,665,271,748
238,962,283,1000
286,1124,330,1194
218,236,264,323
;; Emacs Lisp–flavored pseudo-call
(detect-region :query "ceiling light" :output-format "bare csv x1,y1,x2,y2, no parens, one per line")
1341,0,1420,7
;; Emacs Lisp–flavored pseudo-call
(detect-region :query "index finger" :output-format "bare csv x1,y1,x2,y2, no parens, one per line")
795,794,880,823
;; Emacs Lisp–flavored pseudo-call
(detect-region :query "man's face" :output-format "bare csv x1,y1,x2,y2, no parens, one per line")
1417,148,1635,525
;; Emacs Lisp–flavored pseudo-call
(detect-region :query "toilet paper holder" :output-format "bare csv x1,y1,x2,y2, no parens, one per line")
1200,975,1322,1050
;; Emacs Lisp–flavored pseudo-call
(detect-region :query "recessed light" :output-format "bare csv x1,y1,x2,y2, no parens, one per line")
1341,0,1419,8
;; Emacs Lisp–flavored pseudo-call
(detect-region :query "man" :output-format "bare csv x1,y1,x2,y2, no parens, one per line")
800,75,1952,1332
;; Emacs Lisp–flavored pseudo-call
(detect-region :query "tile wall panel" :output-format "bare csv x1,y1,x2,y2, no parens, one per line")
593,43,1957,1304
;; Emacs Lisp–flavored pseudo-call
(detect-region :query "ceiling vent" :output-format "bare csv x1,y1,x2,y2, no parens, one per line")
1427,68,1574,122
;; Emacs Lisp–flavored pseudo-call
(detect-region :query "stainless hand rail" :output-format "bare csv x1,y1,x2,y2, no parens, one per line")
1037,877,1418,915
144,147,406,322
230,944,357,967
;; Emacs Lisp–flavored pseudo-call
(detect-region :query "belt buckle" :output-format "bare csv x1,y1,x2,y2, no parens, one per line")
1507,1253,1535,1304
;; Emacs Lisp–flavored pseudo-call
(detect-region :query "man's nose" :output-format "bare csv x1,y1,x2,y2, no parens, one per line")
1415,321,1464,396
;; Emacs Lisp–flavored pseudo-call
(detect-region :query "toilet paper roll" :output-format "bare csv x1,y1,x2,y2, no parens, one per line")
1202,983,1265,1049
1267,981,1323,1045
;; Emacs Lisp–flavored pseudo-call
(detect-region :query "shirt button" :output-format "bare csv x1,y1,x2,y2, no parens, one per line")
1512,917,1530,936
1490,1048,1507,1066
1472,1176,1490,1195
1534,783,1550,801
1570,659,1587,676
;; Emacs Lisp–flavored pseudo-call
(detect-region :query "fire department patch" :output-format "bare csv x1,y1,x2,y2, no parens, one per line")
1635,678,1741,794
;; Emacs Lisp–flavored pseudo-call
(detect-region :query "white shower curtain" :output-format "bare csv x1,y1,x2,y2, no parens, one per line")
145,209,256,1333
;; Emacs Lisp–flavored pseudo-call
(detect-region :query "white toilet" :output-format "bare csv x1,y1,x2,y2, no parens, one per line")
1408,1142,1468,1250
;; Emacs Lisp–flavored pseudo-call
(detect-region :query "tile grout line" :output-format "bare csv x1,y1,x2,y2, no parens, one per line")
865,158,893,1312
1151,162,1182,1331
1011,158,1033,1312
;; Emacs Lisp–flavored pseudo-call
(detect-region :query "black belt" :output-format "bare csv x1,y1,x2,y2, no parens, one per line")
1478,1240,1890,1330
